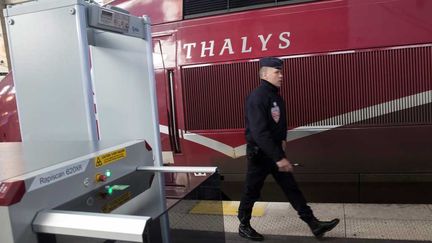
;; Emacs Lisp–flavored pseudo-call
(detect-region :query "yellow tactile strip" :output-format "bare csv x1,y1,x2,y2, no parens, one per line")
189,200,267,216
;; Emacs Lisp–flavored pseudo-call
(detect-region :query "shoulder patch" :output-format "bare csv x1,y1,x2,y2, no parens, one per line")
271,102,280,123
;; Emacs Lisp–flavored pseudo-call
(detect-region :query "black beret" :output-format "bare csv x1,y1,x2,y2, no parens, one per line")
259,57,283,69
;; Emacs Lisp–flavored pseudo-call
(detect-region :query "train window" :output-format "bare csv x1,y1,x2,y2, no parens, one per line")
183,0,318,19
183,0,227,16
229,0,274,9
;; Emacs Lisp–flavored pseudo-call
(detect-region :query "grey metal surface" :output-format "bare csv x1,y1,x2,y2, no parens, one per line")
2,2,173,243
0,207,14,243
33,210,150,242
4,0,85,17
0,140,139,182
142,14,170,243
1,1,200,243
90,30,153,145
5,1,97,141
1,140,153,243
138,166,218,173
1,143,217,243
89,21,170,242
3,0,34,5
87,4,146,38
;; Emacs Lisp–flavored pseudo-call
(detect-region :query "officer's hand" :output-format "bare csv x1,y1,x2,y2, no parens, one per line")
281,140,287,152
276,158,293,172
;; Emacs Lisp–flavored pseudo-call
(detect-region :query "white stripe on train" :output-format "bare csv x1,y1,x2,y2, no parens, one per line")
160,90,432,159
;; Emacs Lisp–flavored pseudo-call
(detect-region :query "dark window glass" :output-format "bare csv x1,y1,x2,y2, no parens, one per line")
183,0,317,19
183,0,227,16
229,0,275,8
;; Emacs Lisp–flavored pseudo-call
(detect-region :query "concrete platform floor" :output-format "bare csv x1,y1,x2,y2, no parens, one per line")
56,201,432,242
172,231,429,243
169,201,432,242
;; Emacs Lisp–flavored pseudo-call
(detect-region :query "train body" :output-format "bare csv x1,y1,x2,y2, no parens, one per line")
1,0,431,202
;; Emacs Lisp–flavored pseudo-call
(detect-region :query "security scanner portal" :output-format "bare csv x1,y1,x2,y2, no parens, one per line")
0,1,224,243
0,141,222,243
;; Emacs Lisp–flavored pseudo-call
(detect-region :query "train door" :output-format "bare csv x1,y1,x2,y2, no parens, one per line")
152,33,181,165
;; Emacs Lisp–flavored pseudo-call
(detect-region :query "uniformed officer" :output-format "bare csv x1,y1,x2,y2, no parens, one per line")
237,57,339,241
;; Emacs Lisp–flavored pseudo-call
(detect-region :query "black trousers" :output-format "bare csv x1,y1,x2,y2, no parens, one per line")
238,152,314,224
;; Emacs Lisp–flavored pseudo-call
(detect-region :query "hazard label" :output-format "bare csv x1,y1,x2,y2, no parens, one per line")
102,191,132,213
95,148,126,168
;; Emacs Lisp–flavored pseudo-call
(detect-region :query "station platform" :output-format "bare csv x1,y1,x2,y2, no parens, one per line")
168,201,432,243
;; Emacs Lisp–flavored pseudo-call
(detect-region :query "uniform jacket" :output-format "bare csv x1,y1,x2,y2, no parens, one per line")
245,79,287,164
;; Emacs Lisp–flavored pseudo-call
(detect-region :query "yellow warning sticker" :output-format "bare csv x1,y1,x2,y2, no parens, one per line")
95,148,126,168
102,191,132,213
189,201,266,216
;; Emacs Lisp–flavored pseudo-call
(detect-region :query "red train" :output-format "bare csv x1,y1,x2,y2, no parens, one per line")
1,0,431,202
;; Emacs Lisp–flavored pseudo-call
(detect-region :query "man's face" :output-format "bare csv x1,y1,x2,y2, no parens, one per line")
263,67,283,88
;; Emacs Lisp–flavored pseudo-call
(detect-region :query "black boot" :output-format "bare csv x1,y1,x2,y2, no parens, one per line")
239,223,264,241
238,209,264,241
307,218,340,238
